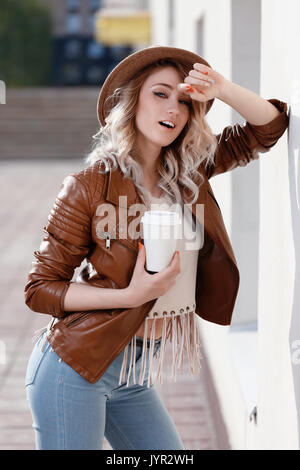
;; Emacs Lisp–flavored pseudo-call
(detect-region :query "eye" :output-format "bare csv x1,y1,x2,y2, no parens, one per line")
179,99,192,106
153,91,166,98
153,91,191,107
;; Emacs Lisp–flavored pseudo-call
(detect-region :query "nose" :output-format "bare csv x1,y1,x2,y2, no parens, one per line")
166,96,180,116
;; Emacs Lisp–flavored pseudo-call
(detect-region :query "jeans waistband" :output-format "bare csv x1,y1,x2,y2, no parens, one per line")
135,335,162,346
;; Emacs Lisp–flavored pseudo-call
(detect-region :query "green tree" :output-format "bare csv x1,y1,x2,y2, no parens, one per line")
0,0,53,86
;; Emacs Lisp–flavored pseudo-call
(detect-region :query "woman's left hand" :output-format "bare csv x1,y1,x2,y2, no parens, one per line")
178,63,228,103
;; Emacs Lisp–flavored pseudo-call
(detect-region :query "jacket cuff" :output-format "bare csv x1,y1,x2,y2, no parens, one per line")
247,98,289,134
58,282,72,317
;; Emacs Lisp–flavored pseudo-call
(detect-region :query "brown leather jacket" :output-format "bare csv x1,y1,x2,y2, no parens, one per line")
24,98,289,383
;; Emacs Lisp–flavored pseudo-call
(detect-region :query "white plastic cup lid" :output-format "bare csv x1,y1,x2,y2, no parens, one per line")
141,210,182,226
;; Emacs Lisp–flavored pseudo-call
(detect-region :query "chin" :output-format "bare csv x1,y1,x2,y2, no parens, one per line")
163,137,178,147
151,138,173,147
156,135,178,147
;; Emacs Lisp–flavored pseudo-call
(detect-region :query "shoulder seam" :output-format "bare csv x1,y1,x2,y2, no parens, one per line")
71,163,108,211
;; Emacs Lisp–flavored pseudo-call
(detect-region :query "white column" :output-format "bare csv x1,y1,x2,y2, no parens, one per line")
257,0,298,450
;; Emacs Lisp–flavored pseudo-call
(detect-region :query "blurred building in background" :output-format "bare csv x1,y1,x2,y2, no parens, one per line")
95,0,151,47
0,0,152,160
43,0,133,86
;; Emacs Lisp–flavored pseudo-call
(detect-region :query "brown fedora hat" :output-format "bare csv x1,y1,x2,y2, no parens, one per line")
97,45,215,126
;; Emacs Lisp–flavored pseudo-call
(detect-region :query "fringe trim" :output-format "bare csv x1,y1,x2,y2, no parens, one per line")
119,308,203,388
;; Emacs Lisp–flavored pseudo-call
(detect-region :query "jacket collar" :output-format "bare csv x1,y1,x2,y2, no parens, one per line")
105,162,207,208
104,162,238,269
106,164,140,208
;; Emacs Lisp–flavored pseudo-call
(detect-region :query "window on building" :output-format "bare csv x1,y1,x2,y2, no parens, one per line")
86,66,106,84
62,64,81,84
88,13,96,34
110,46,130,62
168,0,174,45
196,16,204,56
66,0,80,11
86,40,105,59
64,39,82,58
89,0,100,11
66,13,81,34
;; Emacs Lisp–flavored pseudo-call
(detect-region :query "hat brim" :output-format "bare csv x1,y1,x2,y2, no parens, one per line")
97,45,214,126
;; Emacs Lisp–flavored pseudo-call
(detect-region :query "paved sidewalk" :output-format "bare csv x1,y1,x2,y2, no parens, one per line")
0,159,223,450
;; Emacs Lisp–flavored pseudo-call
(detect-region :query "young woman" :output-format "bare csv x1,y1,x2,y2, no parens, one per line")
24,46,289,450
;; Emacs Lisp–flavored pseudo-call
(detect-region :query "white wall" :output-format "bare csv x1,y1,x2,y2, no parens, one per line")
172,0,254,449
149,0,169,45
257,0,299,450
230,0,261,326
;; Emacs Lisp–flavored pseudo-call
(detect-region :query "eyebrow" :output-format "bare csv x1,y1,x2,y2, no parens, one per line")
152,83,173,89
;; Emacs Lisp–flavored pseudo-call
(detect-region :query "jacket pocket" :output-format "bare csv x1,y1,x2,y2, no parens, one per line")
63,308,117,328
65,311,96,327
25,334,50,386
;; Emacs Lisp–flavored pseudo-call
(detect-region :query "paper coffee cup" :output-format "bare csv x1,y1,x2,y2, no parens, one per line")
141,210,182,272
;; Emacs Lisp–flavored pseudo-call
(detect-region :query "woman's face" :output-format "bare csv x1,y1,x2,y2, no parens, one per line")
135,66,191,151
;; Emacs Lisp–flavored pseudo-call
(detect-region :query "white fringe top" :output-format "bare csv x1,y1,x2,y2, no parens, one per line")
119,195,203,388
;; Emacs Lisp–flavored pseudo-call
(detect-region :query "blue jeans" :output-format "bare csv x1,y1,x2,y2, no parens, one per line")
25,331,185,450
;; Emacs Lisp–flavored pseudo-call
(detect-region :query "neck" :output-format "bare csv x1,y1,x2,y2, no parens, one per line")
134,137,162,175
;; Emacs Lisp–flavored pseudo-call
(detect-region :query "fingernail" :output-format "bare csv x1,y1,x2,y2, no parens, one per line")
204,71,208,75
186,85,194,92
138,242,142,250
211,79,215,83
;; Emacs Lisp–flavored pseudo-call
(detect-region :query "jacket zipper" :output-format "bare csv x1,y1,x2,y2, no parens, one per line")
98,229,138,253
66,312,94,327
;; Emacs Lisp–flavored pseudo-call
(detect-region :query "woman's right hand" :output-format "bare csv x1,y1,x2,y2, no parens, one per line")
127,242,181,308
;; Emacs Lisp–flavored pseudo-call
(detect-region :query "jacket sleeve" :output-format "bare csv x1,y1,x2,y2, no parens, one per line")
24,174,92,318
205,98,289,179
